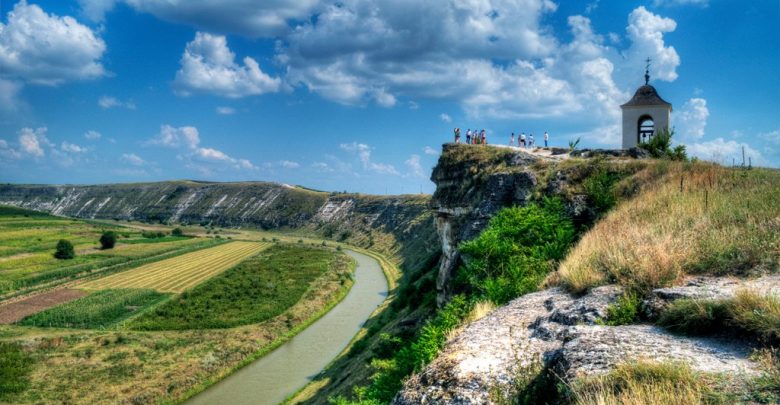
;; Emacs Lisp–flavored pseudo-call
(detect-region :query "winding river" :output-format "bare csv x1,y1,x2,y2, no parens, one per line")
186,250,389,405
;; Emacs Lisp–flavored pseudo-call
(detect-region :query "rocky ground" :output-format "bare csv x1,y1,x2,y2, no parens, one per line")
394,276,775,404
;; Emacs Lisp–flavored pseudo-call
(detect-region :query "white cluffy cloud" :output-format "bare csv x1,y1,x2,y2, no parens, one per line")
340,142,399,175
405,154,424,178
146,124,256,172
79,0,321,37
84,130,102,140
439,113,452,123
174,32,281,98
1,127,92,167
688,138,764,166
676,98,709,139
216,106,236,115
99,96,136,109
0,1,106,85
121,153,145,166
423,146,439,156
18,127,52,157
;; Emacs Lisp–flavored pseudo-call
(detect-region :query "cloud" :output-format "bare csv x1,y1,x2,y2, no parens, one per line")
61,141,87,153
676,98,709,139
653,0,708,7
216,106,236,115
174,32,282,98
98,96,136,109
423,146,439,155
624,6,680,82
146,124,256,171
121,153,145,166
0,1,106,85
0,139,22,160
80,0,321,37
18,127,51,157
0,79,23,113
280,160,300,169
439,113,452,123
688,138,765,166
84,130,102,140
146,125,201,149
340,142,398,175
405,154,424,178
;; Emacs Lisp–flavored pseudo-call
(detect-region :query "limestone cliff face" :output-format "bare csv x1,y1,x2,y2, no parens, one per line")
0,181,438,273
430,145,541,305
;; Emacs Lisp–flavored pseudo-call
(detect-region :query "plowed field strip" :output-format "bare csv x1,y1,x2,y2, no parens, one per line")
80,242,268,293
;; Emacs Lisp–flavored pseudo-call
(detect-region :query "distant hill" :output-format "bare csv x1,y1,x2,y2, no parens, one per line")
0,180,439,274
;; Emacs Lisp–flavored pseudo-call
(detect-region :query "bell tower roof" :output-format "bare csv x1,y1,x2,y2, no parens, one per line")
621,84,672,109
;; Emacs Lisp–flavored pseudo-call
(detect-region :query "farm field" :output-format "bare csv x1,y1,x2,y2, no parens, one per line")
19,289,169,329
0,238,357,404
130,244,353,330
0,206,212,293
80,241,269,293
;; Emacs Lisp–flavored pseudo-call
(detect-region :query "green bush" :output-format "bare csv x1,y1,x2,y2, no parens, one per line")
0,342,33,399
601,292,641,326
583,168,620,214
99,231,117,250
458,199,575,304
658,299,728,336
53,239,75,260
640,128,687,161
171,227,184,237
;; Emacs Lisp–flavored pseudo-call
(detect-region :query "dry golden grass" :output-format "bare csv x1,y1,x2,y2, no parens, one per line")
570,360,713,405
80,241,268,292
555,162,780,294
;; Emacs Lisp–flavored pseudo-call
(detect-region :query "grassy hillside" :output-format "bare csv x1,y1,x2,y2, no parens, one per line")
553,162,780,294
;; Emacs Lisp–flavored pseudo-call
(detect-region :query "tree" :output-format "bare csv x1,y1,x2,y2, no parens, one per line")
54,239,75,260
640,128,687,161
171,227,184,237
99,231,117,250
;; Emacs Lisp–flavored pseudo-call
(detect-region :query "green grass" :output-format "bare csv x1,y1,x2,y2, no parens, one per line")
129,244,351,330
658,291,780,345
0,342,34,399
0,205,216,293
19,289,169,329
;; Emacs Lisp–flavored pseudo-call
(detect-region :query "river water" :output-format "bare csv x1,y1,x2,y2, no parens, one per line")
186,250,388,405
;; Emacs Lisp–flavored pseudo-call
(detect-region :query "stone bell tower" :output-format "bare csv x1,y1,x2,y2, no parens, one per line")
621,58,673,149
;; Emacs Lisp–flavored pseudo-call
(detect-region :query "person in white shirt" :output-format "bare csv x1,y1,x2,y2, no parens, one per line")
544,131,549,147
520,132,526,148
510,132,515,146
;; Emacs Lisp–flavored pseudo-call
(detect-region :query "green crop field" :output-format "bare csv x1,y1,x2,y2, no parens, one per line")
80,241,269,293
18,289,169,329
0,206,212,293
130,244,352,330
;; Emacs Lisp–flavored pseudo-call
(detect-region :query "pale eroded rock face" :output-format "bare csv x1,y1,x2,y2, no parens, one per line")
395,283,761,405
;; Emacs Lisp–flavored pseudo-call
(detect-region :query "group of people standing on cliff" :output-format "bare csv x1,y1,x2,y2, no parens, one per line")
453,128,550,148
452,128,488,145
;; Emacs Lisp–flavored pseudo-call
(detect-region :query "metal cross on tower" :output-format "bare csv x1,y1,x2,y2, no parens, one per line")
644,57,652,85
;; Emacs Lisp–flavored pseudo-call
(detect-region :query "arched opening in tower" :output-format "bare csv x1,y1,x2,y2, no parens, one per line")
638,115,655,144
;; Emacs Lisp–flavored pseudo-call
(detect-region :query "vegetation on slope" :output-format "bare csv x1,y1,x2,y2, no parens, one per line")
130,244,352,330
19,289,169,329
555,163,780,295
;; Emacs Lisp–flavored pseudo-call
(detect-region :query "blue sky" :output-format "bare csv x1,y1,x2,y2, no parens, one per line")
0,0,778,194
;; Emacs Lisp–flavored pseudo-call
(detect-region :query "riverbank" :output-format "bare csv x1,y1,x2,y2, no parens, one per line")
185,250,388,405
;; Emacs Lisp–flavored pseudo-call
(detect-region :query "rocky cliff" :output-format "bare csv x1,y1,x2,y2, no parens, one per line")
0,180,439,272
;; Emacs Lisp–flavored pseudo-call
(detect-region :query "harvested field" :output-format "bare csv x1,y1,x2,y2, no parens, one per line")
80,241,269,293
0,289,86,324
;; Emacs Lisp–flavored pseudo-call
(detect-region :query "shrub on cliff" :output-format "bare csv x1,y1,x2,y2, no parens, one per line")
640,128,687,161
458,198,575,304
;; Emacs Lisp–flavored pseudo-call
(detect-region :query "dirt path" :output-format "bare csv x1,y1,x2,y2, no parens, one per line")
0,288,86,324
